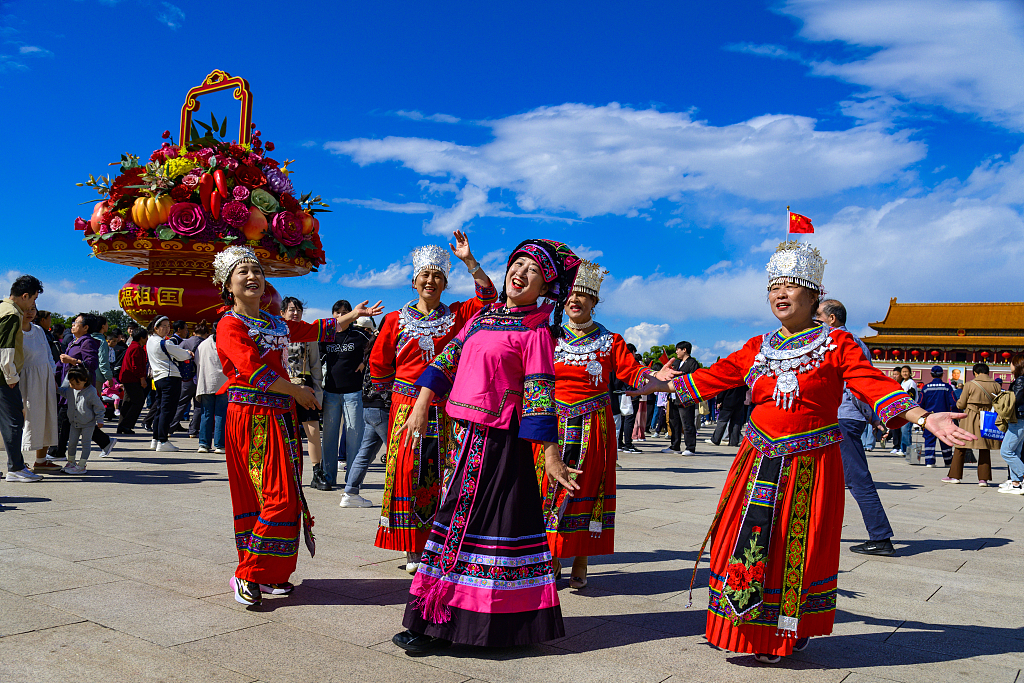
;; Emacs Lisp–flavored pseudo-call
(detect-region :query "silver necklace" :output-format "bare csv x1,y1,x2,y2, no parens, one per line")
555,332,613,385
752,326,836,409
399,301,455,361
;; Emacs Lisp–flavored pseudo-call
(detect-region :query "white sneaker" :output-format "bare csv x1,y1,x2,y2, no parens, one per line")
155,441,179,452
889,449,901,455
660,447,681,454
100,438,117,457
704,439,715,444
997,484,1024,494
149,439,158,450
62,464,87,475
6,468,43,482
213,447,225,454
45,453,65,462
998,480,1014,489
197,445,210,453
405,562,419,575
340,493,374,508
681,450,697,456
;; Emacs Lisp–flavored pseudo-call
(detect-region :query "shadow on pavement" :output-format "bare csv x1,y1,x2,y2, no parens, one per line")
839,535,1012,557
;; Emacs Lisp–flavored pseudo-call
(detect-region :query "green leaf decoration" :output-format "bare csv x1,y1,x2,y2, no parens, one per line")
156,227,176,240
220,116,228,138
196,120,212,133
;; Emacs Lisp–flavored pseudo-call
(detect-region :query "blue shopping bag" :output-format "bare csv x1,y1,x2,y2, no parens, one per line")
979,410,1005,441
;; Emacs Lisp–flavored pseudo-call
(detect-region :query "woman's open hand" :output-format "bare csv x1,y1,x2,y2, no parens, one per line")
926,412,975,447
545,443,581,494
396,407,429,449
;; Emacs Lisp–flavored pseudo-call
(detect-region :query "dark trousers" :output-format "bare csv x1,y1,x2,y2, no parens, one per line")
118,383,148,432
153,377,182,443
172,380,196,430
711,406,744,446
838,418,894,541
890,425,902,451
922,428,952,466
0,383,26,472
669,403,697,452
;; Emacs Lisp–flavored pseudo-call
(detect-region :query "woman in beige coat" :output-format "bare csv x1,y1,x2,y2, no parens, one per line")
943,363,1002,486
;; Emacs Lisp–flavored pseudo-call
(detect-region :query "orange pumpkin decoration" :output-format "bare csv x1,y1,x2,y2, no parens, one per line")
131,195,175,229
242,205,268,241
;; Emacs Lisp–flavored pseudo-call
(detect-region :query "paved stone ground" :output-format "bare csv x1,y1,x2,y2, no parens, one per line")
1,424,1021,683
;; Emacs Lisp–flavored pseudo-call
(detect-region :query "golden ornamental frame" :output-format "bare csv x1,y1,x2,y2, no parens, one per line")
179,69,253,147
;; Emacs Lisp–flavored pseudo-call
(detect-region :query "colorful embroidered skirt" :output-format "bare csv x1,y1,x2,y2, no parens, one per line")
403,417,564,647
225,401,315,584
704,441,843,657
535,408,617,558
375,392,450,553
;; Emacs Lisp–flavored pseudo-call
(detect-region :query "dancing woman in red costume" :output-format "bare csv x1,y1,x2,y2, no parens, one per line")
213,246,382,608
635,241,972,663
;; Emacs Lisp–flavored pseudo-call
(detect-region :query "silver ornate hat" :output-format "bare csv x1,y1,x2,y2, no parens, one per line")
411,244,451,280
572,260,608,299
766,241,826,292
213,245,261,290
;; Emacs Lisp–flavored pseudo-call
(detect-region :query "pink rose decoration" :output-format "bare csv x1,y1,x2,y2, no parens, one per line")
232,185,250,201
182,173,201,189
270,211,303,246
166,202,207,237
109,215,124,231
221,201,250,228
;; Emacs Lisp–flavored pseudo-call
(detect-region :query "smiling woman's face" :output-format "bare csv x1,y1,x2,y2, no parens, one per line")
564,291,596,323
228,262,265,303
413,269,446,302
768,281,818,329
505,256,548,306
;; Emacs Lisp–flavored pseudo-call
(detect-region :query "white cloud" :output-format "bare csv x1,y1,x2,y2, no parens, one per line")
18,45,52,56
623,322,672,352
0,55,28,72
724,42,804,62
704,260,732,274
314,258,337,284
781,0,1024,130
326,102,925,233
603,144,1024,332
1,271,120,317
573,245,604,260
157,2,184,29
694,340,747,365
336,198,439,214
395,110,461,124
337,260,412,288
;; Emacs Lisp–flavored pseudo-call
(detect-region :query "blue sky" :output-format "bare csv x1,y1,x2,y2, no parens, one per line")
3,0,1023,362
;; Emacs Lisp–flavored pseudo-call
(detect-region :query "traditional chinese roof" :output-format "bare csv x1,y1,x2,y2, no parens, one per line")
861,298,1024,349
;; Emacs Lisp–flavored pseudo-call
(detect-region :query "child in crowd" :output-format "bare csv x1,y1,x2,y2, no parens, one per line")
57,366,106,475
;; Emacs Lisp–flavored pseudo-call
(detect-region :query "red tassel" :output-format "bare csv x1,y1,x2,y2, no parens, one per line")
411,575,452,624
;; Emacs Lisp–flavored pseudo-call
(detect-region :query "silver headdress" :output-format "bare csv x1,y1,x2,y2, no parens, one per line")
572,259,608,299
411,245,451,280
766,241,826,292
213,246,261,290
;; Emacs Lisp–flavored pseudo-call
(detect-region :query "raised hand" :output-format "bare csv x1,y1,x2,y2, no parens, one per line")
927,412,976,447
449,230,475,264
353,300,385,318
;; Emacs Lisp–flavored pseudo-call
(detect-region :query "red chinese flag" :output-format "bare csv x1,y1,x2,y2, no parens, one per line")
659,351,670,365
789,212,814,234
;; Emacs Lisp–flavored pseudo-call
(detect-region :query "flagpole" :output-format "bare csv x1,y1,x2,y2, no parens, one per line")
787,205,791,242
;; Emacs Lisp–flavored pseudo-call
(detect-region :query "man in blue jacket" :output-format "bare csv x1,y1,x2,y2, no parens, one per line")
919,366,957,467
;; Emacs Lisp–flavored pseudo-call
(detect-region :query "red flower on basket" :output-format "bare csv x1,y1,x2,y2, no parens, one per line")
746,561,766,584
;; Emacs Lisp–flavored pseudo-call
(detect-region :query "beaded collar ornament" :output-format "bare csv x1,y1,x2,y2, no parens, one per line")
572,260,607,299
752,325,837,409
227,310,291,366
766,241,826,292
398,300,456,361
213,245,261,290
555,327,613,385
411,245,451,281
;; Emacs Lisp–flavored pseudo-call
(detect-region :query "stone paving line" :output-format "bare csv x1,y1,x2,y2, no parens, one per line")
0,425,1021,683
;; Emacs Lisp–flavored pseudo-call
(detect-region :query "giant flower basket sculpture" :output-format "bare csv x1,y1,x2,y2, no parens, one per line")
74,70,329,326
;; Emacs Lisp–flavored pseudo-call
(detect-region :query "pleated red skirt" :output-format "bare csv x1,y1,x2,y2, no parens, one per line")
704,441,844,657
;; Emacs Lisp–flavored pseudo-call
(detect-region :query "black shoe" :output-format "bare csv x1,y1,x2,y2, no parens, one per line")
850,539,895,556
392,630,452,653
116,428,135,435
231,576,262,607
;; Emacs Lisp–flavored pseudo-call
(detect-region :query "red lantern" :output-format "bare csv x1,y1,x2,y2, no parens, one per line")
930,350,940,358
980,351,989,358
1002,352,1012,360
872,348,882,357
892,349,901,358
910,349,920,357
